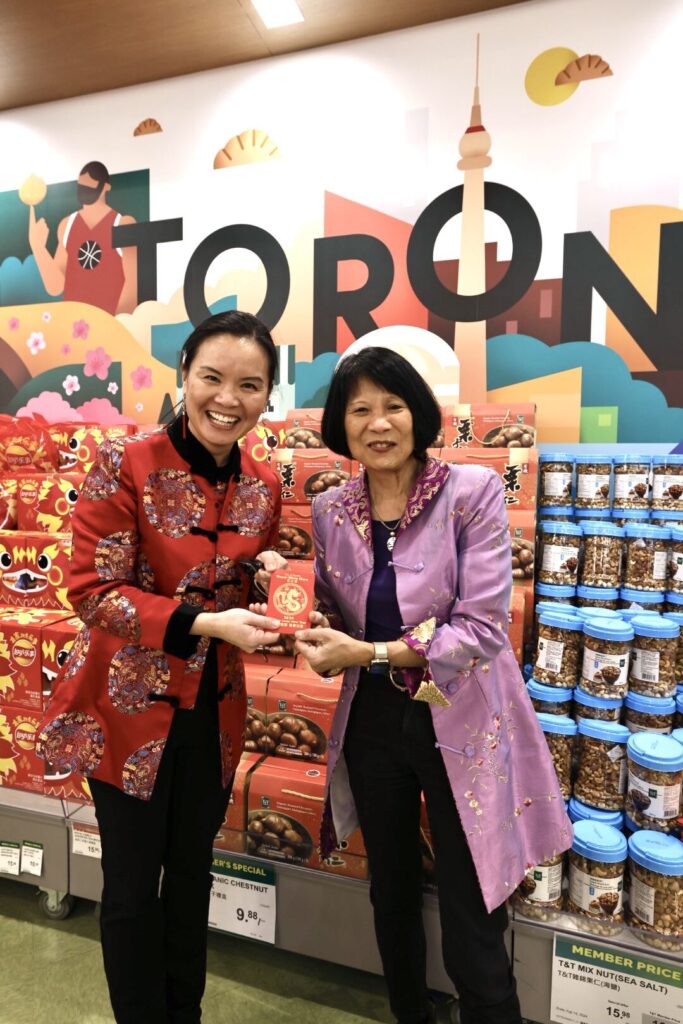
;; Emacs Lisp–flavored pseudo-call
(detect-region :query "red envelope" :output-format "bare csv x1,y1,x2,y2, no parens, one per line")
267,566,315,634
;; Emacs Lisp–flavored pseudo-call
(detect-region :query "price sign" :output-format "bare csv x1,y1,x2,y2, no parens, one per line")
551,934,683,1024
0,841,20,876
71,824,101,860
20,841,43,877
209,854,276,944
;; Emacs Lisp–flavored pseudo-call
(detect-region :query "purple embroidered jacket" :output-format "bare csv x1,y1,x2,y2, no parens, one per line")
313,457,572,912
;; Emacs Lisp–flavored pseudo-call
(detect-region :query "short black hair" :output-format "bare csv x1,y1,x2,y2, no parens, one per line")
321,346,442,459
79,161,111,185
180,310,278,391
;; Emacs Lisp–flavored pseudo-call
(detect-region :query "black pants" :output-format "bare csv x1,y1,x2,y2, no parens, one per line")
89,705,232,1024
344,670,522,1024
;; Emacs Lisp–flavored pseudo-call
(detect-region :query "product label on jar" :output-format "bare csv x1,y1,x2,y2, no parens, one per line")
582,647,629,688
628,874,655,926
542,471,572,499
614,472,649,500
521,862,563,904
674,552,683,582
630,646,661,683
606,744,628,792
536,637,564,675
569,865,623,916
577,473,610,500
542,544,579,575
626,720,671,734
653,472,683,502
652,549,668,580
628,770,681,819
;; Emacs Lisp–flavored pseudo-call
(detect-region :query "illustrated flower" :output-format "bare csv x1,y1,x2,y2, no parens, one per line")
72,319,90,340
62,374,80,397
8,317,19,330
84,346,112,380
135,402,144,413
107,382,119,395
76,398,134,426
61,343,71,356
26,332,46,355
42,311,52,322
130,365,152,391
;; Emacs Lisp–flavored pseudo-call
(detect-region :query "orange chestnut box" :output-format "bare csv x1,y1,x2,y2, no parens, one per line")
438,447,538,510
276,506,314,560
214,752,264,853
508,588,526,667
442,403,536,450
244,663,279,756
507,509,536,586
16,473,85,533
0,531,72,611
282,409,325,450
0,477,18,530
267,565,315,635
0,706,43,793
273,449,351,505
247,757,367,879
266,668,342,766
0,605,71,711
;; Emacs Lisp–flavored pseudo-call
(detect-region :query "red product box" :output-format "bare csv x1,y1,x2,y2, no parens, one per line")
16,473,85,533
244,662,278,755
273,450,351,504
267,565,315,634
48,424,136,474
243,643,297,669
508,588,526,667
214,752,264,853
0,477,18,530
239,421,285,464
265,668,342,765
437,447,538,510
247,757,367,878
0,706,43,793
0,606,72,711
276,506,314,560
442,403,536,450
0,531,72,611
41,615,84,708
283,409,325,450
507,509,536,585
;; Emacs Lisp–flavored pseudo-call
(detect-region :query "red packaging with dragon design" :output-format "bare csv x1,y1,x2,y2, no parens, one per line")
41,615,90,800
0,531,72,611
0,605,71,711
0,477,18,530
0,706,43,793
15,473,85,533
48,423,136,473
267,565,315,634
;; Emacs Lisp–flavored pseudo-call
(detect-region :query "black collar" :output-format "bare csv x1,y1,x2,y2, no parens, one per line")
167,415,241,485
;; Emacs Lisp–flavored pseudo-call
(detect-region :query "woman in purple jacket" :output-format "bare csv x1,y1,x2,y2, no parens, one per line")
294,347,571,1024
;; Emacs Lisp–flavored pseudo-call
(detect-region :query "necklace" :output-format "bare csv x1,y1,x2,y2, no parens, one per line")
373,513,401,551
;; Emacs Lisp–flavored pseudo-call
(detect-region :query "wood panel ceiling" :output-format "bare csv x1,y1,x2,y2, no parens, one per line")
0,0,530,112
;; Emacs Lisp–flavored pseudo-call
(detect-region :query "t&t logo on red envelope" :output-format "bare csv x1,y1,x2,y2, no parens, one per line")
267,566,314,634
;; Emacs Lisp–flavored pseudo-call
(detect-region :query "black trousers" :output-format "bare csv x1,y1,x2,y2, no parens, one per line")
89,704,232,1024
344,670,522,1024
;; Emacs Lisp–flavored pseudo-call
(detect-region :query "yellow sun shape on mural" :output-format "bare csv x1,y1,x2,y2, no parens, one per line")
525,47,613,106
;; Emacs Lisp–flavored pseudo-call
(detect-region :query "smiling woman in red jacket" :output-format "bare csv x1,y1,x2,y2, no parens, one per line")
37,311,285,1024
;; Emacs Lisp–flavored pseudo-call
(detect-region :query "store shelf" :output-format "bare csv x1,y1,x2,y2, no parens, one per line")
0,789,69,892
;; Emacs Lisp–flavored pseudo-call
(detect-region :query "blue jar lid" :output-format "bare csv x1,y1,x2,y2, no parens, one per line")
624,523,672,540
577,585,619,601
528,679,574,702
536,712,577,736
573,687,623,711
677,695,683,715
627,732,683,771
651,509,683,523
575,454,613,465
624,814,639,832
652,454,683,466
665,591,683,606
535,583,577,599
620,588,664,605
582,618,634,642
613,454,651,466
672,526,683,542
664,612,683,628
572,820,627,862
632,615,680,639
568,798,624,829
575,607,623,622
535,601,575,619
540,521,582,536
539,505,575,518
539,452,574,462
578,719,630,743
575,508,611,520
538,611,583,631
671,728,683,746
580,520,624,538
624,692,676,714
628,831,683,876
612,509,650,521
619,608,663,623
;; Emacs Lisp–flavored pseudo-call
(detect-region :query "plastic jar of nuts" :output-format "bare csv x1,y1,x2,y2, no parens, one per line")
538,522,582,585
575,508,611,527
575,455,612,509
539,452,574,506
576,585,619,610
665,591,683,615
613,454,651,510
537,713,577,799
612,509,650,528
538,505,574,523
573,687,623,723
535,582,577,606
652,509,683,528
568,797,624,831
527,678,573,716
624,692,675,734
666,611,683,686
676,694,683,729
575,607,622,625
534,611,583,687
625,732,683,832
567,821,627,933
580,618,633,698
574,720,630,810
628,615,679,698
513,849,565,920
620,588,665,615
651,454,683,511
533,600,576,643
669,526,683,593
579,521,624,590
624,524,671,591
626,831,683,951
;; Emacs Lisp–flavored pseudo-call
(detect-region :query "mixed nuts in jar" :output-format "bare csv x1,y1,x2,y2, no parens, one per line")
574,455,612,509
628,615,679,698
624,692,675,734
624,524,671,591
579,521,624,590
670,525,683,594
568,798,624,832
625,732,683,832
573,687,623,724
538,522,582,586
539,452,574,507
514,850,565,919
651,454,683,511
576,585,619,610
573,719,630,811
613,454,651,510
538,505,574,523
626,830,683,951
527,678,573,716
534,611,583,687
566,820,627,934
620,589,665,615
612,509,650,528
580,618,633,699
537,713,577,800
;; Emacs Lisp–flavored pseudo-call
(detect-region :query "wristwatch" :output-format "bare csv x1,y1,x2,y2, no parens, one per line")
369,641,390,669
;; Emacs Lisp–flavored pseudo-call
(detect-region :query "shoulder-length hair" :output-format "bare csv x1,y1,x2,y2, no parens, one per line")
321,346,442,459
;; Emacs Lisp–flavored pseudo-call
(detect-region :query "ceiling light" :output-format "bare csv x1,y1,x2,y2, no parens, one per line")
251,0,304,29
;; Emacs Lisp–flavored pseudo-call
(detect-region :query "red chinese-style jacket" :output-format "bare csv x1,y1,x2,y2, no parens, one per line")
37,421,281,799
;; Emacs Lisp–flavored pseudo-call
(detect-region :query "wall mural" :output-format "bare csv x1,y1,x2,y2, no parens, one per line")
0,0,681,444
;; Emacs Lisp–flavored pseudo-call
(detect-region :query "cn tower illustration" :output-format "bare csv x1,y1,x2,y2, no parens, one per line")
455,35,492,403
